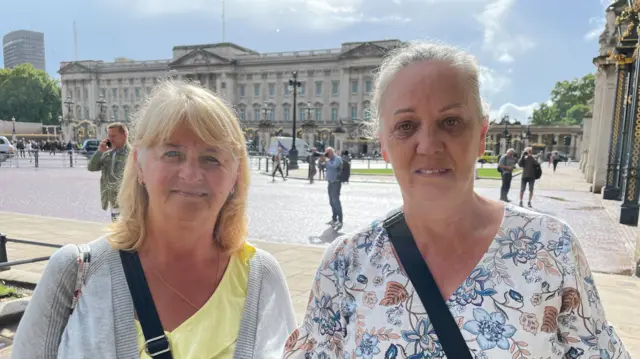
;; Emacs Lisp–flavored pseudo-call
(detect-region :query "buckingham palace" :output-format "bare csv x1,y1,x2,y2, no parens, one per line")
58,40,404,155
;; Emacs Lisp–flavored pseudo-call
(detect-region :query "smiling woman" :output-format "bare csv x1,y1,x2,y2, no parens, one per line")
283,41,631,359
13,80,297,359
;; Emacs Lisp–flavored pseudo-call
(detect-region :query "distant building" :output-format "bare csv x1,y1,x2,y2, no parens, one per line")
2,30,46,71
58,40,402,154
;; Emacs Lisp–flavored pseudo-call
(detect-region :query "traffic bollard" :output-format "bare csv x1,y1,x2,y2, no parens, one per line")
0,234,10,271
34,151,39,168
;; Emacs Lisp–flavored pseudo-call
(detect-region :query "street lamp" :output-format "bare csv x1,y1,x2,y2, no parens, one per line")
288,71,302,170
64,96,75,120
96,95,107,122
11,117,16,143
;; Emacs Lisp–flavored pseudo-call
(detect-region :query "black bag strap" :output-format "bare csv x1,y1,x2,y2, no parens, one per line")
119,251,173,359
383,210,473,359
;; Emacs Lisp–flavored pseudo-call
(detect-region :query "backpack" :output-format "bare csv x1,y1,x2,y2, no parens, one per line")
534,162,542,180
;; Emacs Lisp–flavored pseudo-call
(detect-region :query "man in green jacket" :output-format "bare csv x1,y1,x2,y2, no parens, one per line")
87,122,130,222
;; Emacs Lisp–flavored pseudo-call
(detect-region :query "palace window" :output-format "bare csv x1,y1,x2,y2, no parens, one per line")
332,81,339,96
239,108,246,121
331,107,338,122
254,108,260,122
135,87,141,101
365,79,372,94
315,107,321,122
350,104,357,120
283,83,290,97
269,83,275,98
239,84,246,97
123,88,129,102
254,84,260,97
299,83,306,96
351,80,358,94
315,81,322,96
299,107,305,121
284,106,290,122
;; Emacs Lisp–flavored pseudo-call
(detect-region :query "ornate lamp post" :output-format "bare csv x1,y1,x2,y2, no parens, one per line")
258,107,274,154
503,119,511,149
11,117,16,143
96,95,107,123
287,71,302,169
64,96,75,121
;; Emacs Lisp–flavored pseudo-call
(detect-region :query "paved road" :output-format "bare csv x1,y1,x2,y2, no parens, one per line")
0,165,637,274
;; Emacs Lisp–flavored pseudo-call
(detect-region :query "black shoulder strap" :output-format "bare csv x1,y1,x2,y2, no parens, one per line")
119,251,173,359
383,210,473,359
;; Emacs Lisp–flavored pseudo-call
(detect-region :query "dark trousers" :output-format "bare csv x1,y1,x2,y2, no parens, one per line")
500,172,512,200
272,164,285,179
328,181,343,222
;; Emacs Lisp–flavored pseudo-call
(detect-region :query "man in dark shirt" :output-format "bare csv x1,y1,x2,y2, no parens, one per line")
518,147,539,208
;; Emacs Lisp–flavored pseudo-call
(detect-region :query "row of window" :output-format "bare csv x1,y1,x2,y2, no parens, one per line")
238,79,373,98
73,104,136,122
68,87,153,103
237,104,371,123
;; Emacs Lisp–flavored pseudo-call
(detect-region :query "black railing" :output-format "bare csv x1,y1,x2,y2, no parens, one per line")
0,233,63,270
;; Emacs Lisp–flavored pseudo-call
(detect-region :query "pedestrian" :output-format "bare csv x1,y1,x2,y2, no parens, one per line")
324,146,343,229
317,154,326,180
87,122,130,222
12,80,296,359
498,148,517,202
519,146,539,207
307,147,320,184
340,150,352,184
284,40,631,359
552,151,560,172
271,147,286,182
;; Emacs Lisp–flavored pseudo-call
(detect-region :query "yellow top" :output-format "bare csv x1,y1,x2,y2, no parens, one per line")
136,243,256,359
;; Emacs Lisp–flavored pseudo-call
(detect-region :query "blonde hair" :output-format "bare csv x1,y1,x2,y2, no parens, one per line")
109,80,250,254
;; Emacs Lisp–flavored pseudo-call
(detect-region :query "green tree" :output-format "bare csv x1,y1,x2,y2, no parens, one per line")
530,73,595,126
0,64,61,125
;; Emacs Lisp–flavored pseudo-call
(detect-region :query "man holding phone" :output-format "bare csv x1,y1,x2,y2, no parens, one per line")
87,122,130,222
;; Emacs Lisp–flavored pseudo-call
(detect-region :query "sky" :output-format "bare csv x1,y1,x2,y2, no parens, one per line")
1,0,611,124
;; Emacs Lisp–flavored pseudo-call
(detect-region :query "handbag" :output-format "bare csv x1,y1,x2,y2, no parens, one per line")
120,251,173,359
383,210,473,359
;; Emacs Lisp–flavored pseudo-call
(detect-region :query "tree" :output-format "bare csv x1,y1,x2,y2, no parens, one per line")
0,64,61,125
530,73,595,126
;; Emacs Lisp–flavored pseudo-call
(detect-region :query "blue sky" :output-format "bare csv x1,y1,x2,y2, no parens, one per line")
2,0,610,123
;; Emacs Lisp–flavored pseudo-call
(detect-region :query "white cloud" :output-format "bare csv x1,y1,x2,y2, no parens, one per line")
476,0,535,62
585,0,613,41
101,0,411,30
489,102,538,123
478,65,511,97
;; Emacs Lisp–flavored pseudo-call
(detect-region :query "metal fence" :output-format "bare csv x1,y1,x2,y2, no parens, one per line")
0,233,63,270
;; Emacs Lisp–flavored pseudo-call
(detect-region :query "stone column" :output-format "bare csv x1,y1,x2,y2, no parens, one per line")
581,116,593,171
339,68,350,119
591,63,618,193
587,67,607,181
499,138,506,154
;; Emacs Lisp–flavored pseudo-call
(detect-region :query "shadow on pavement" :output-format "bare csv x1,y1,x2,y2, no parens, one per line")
308,226,345,245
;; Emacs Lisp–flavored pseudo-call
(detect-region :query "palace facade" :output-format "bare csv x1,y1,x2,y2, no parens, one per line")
58,40,404,155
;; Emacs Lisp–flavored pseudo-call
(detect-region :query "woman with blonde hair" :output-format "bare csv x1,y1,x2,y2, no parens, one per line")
284,41,629,358
13,80,296,358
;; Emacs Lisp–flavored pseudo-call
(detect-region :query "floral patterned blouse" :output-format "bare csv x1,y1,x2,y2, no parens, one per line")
283,204,630,359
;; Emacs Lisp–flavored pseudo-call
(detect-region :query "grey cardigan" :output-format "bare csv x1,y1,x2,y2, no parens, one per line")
11,237,297,358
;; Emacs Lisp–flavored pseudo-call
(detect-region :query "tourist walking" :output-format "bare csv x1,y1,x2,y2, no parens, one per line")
498,148,517,202
87,122,130,222
307,147,320,184
519,146,540,208
271,147,286,182
317,154,326,180
13,80,296,359
284,41,630,359
324,146,343,229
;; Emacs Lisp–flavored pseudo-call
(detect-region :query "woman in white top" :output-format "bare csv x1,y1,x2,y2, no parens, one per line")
283,42,630,358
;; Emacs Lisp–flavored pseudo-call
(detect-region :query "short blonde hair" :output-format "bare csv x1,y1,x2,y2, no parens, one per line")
109,80,250,254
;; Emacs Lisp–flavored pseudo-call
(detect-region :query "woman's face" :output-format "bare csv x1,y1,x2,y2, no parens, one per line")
379,61,487,203
138,125,239,224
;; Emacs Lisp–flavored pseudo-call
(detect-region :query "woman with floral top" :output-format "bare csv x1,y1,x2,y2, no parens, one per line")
283,41,630,359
